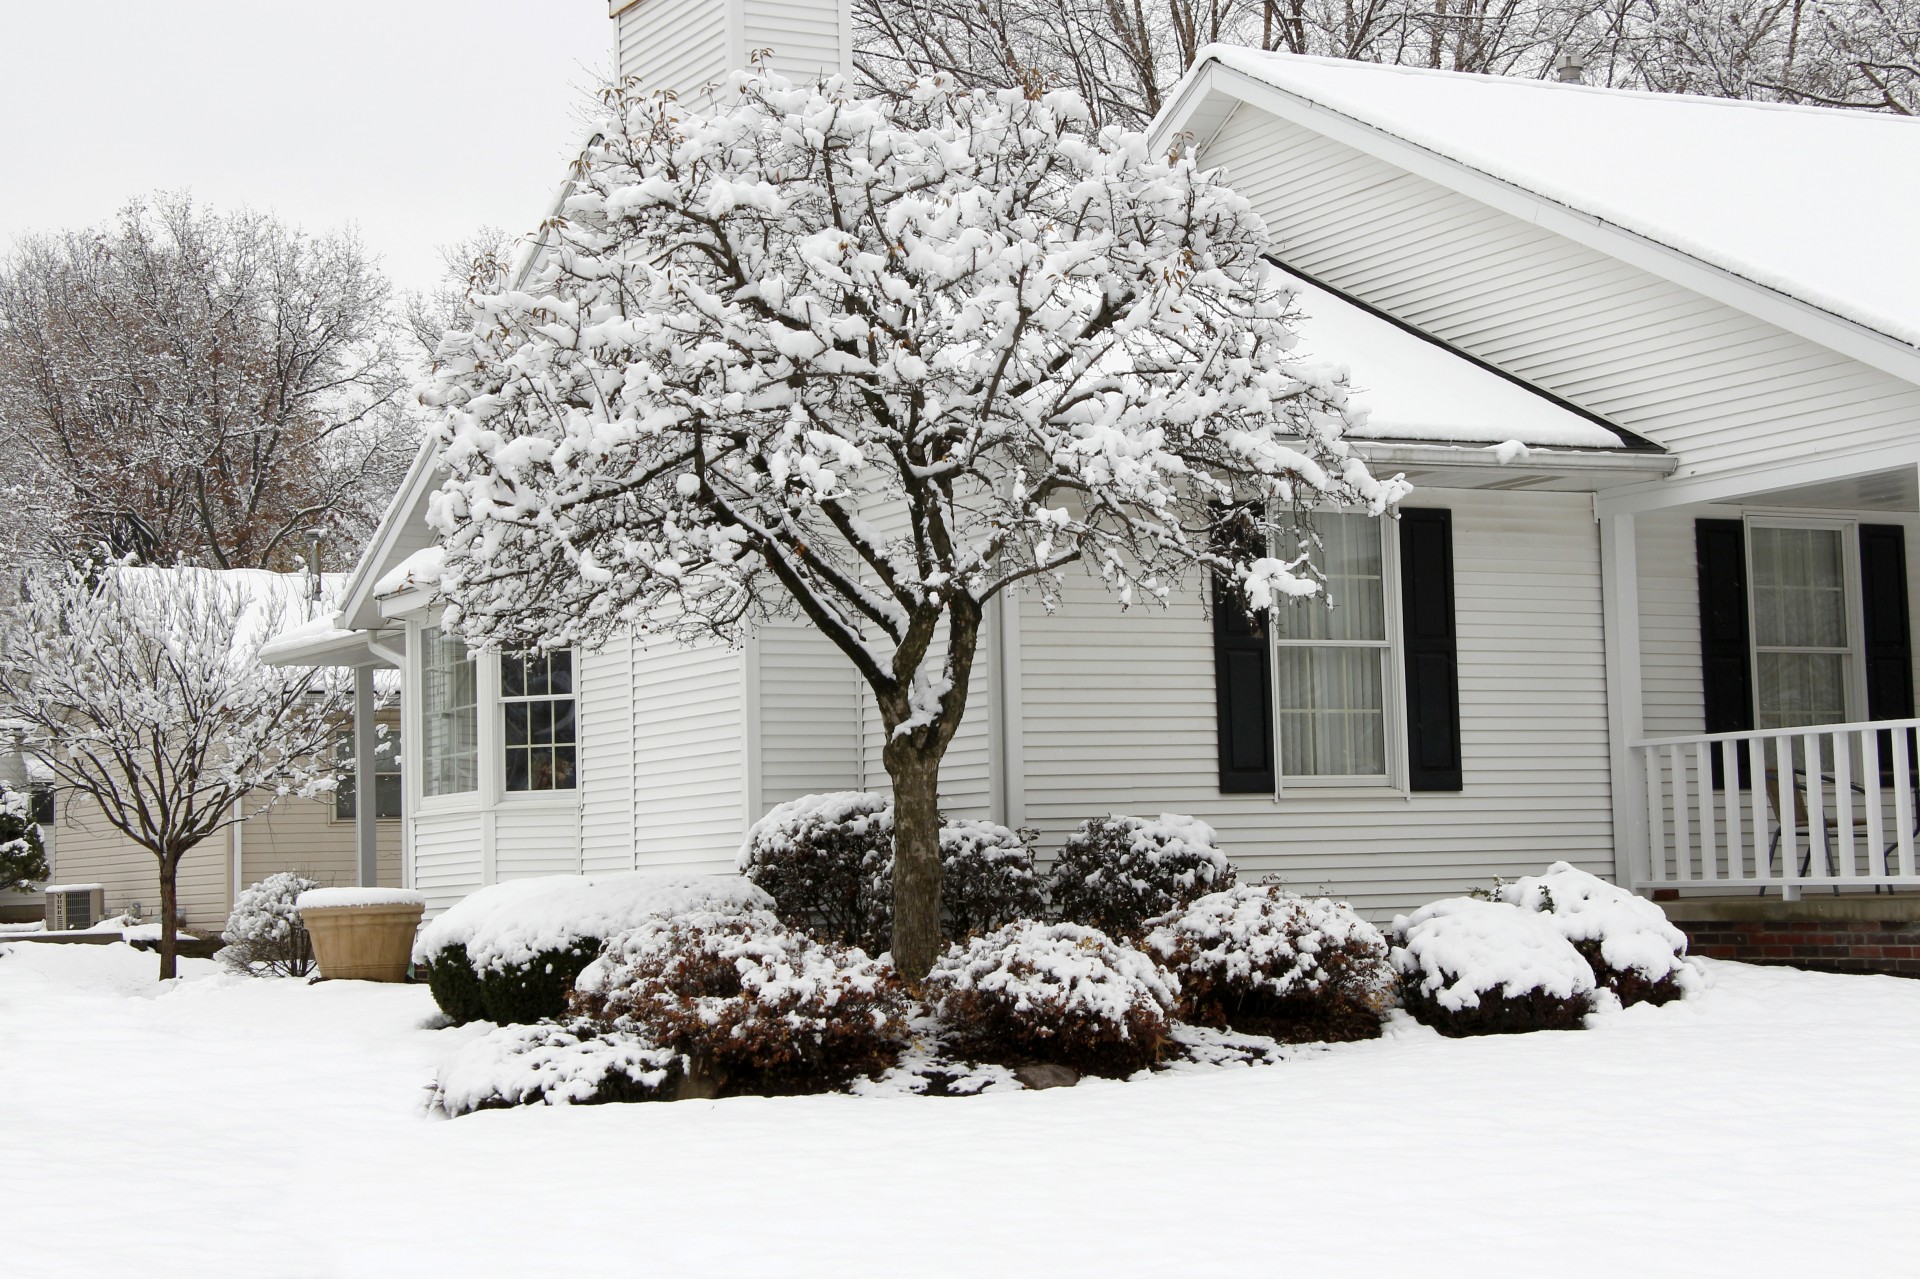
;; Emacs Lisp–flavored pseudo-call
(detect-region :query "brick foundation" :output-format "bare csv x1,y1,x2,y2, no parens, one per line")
1671,916,1920,978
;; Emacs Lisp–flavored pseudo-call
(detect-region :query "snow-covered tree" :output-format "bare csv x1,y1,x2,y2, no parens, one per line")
423,72,1404,981
0,781,49,896
0,565,350,977
0,194,416,573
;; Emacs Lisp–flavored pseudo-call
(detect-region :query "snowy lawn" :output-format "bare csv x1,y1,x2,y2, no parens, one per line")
2,942,1914,1278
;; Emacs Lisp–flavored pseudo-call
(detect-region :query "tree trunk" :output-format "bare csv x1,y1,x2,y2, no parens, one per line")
885,742,944,986
157,851,179,982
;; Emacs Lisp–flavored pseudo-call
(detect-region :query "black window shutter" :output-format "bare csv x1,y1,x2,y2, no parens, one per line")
1860,524,1913,722
1213,575,1274,793
1695,519,1753,788
1400,509,1462,792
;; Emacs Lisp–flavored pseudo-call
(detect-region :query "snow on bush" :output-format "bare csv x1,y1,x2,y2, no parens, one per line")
1145,885,1396,1043
572,909,908,1096
219,873,320,977
414,873,772,1026
1048,814,1235,937
1391,897,1596,1037
927,921,1179,1077
741,793,1047,950
738,792,893,948
434,1020,686,1117
1493,862,1700,1006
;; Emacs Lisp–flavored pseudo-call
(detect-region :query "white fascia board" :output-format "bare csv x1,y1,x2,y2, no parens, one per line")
1595,440,1920,516
377,585,440,623
1156,59,1920,390
340,438,443,633
1352,440,1675,478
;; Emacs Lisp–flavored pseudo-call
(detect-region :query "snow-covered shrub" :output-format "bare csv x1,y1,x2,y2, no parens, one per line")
1047,814,1235,937
927,920,1179,1077
738,791,893,947
413,873,772,1025
0,782,48,895
572,909,908,1096
218,872,320,977
1493,862,1699,1006
1145,885,1396,1042
742,794,1046,950
1391,898,1596,1037
434,1020,686,1116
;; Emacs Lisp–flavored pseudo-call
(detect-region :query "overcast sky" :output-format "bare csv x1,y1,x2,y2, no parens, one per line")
0,1,610,292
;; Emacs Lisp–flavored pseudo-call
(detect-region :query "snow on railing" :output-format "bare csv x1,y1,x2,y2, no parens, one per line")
1630,717,1920,900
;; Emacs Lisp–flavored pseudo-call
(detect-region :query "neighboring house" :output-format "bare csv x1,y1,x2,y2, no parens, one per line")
12,570,403,934
0,736,56,923
265,1,1920,921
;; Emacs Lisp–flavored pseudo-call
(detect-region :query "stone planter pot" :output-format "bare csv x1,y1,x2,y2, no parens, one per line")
297,889,425,983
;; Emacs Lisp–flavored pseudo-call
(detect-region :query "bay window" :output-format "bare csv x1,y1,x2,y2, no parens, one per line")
421,626,478,797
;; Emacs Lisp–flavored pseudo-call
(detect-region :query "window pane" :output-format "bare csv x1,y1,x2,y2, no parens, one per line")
1757,652,1847,730
422,626,479,796
1275,646,1386,777
548,651,573,695
554,701,576,746
501,655,525,698
1751,527,1846,648
1274,514,1384,643
505,748,529,792
505,702,529,747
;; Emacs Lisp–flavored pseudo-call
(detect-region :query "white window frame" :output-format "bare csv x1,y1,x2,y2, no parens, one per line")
1744,515,1869,730
414,623,479,809
1269,511,1408,795
330,718,403,824
496,650,580,801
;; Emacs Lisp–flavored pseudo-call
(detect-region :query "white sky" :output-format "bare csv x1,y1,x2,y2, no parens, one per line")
0,1,611,292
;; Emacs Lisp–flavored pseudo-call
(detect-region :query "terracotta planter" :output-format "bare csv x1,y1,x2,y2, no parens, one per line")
300,897,424,983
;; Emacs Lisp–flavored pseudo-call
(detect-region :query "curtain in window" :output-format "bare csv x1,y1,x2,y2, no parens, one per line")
1750,527,1849,730
1273,513,1387,778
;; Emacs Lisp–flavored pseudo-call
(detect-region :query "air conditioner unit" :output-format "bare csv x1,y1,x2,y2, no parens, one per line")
44,884,104,931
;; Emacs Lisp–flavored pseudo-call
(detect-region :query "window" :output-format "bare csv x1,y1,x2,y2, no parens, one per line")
334,725,402,821
1271,513,1393,780
500,651,576,792
1749,523,1856,730
421,626,478,796
29,785,53,826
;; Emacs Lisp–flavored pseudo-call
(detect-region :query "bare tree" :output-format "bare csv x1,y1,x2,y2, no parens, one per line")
422,72,1404,981
0,564,350,978
402,225,515,361
0,194,417,574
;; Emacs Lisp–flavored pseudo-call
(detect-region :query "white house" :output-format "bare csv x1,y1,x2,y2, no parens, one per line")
265,1,1920,923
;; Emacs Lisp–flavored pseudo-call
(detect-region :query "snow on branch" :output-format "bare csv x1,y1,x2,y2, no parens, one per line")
424,69,1406,726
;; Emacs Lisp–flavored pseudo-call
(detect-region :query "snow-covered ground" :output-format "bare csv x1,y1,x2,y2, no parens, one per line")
1,942,1914,1278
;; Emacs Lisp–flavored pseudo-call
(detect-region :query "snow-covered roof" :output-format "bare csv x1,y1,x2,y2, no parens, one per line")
1200,48,1920,351
1285,272,1623,449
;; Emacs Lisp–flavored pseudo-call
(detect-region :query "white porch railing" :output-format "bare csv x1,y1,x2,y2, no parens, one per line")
1630,717,1920,899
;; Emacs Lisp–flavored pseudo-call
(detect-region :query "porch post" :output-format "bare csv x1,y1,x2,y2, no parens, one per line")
354,664,378,888
1599,509,1648,891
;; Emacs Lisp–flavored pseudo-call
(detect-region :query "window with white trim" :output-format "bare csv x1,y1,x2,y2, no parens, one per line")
1748,521,1858,730
1271,512,1395,780
333,724,402,821
421,626,478,796
501,651,576,793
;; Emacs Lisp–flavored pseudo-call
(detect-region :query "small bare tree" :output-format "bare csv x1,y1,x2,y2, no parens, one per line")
0,194,416,573
422,72,1404,982
0,564,350,978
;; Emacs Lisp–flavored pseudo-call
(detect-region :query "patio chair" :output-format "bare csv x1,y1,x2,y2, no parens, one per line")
1763,765,1915,895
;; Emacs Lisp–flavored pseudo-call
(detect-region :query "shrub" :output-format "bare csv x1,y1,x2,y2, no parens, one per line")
572,908,908,1095
434,1020,686,1116
0,782,48,895
1493,862,1699,1006
1145,885,1396,1043
737,792,892,947
1047,813,1235,937
741,793,1048,950
1391,897,1596,1037
927,920,1179,1077
413,873,772,1025
218,872,320,977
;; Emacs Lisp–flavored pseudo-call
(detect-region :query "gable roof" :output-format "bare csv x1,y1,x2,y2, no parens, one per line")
1165,48,1920,380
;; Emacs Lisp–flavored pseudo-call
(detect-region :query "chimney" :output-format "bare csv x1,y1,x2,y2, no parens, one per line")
1553,53,1586,85
608,1,853,101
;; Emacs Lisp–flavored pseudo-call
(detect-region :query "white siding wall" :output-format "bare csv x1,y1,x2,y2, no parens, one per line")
411,811,484,916
756,623,861,807
615,0,730,94
494,807,582,881
1019,489,1614,918
632,637,747,872
1201,106,1920,480
741,0,849,82
579,634,637,873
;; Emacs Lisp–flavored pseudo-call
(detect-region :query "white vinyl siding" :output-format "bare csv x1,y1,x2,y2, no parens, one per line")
411,811,485,916
1200,105,1920,482
578,633,638,874
756,624,861,807
1018,489,1613,919
614,0,730,95
631,636,748,873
